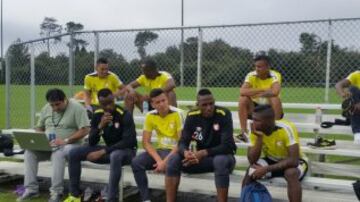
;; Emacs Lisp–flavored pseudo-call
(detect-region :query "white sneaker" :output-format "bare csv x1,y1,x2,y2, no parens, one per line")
354,133,360,145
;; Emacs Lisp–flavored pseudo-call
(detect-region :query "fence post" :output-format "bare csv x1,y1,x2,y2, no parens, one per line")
324,20,333,103
94,32,99,71
69,34,75,96
5,49,10,128
180,29,184,87
196,28,203,94
30,43,36,128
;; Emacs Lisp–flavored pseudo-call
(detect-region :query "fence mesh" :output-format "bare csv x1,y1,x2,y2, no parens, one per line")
3,18,360,128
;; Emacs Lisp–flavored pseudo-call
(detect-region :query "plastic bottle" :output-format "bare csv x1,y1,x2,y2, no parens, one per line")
189,140,197,152
315,107,322,124
143,101,149,114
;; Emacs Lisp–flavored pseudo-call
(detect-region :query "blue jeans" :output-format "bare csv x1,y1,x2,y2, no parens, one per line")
68,145,135,202
350,86,360,133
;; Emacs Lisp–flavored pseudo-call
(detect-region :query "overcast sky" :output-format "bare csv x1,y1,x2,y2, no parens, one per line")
1,0,360,51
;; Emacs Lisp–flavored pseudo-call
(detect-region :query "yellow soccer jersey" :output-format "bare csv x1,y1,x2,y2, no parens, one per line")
84,71,123,105
244,70,282,103
249,120,304,161
347,70,360,88
143,106,184,149
136,71,173,93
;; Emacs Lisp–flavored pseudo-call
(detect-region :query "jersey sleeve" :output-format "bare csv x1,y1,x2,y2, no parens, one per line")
272,71,282,84
283,122,299,147
136,75,146,86
249,132,257,147
175,111,183,132
84,75,91,90
111,74,123,88
143,113,153,132
347,71,359,85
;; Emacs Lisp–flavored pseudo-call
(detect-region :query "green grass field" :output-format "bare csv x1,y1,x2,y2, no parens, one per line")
0,85,342,128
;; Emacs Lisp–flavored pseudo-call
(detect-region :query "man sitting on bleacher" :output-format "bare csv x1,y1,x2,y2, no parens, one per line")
242,105,308,202
17,89,90,202
335,70,360,144
131,88,183,202
64,88,137,202
237,55,283,142
166,89,237,202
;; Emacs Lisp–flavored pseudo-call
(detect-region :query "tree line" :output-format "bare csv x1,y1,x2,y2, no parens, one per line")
3,18,360,87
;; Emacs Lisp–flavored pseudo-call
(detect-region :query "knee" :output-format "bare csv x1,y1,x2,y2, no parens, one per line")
284,168,299,181
131,155,143,171
213,155,233,174
239,96,250,106
166,153,182,176
110,150,124,163
68,147,84,161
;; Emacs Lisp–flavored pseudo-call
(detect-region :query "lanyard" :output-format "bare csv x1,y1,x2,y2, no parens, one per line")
51,102,68,128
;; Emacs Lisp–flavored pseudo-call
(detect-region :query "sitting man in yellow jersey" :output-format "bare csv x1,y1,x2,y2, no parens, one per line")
237,55,283,142
242,105,307,202
125,59,177,114
335,70,360,144
84,57,126,112
131,88,183,202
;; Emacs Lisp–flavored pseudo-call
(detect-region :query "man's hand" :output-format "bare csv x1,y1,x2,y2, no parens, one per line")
99,112,113,129
354,103,360,114
153,160,166,173
182,151,199,167
251,164,268,180
87,149,106,161
341,90,351,99
51,138,66,146
251,123,265,137
194,150,208,162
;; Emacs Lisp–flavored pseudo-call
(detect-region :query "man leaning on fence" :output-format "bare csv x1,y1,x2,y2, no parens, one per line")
65,88,137,202
17,88,90,202
242,105,308,202
335,70,360,144
131,88,183,202
237,55,283,142
165,88,237,202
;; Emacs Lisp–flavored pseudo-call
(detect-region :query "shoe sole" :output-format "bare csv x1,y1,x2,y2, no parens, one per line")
308,145,336,150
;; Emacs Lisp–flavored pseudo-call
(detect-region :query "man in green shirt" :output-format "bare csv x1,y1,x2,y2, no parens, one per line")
17,89,90,202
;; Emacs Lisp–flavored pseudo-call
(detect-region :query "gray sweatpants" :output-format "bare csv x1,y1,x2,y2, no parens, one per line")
23,144,79,196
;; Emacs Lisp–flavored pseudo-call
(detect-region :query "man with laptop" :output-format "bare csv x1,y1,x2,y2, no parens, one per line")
16,88,90,202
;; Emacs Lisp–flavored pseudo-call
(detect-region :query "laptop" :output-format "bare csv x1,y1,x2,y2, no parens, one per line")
13,131,53,151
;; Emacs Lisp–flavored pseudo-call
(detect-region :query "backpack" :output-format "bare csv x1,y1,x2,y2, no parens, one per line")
239,181,272,202
0,134,14,156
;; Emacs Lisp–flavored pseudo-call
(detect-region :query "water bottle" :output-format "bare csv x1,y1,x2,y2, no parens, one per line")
189,140,197,153
315,107,322,124
48,133,56,142
143,101,149,114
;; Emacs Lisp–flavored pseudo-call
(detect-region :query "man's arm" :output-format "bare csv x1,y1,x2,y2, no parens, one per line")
259,82,281,98
143,130,163,163
84,89,92,108
247,137,263,165
178,116,192,156
163,131,181,163
206,111,235,156
163,78,176,93
88,115,102,146
104,112,137,153
266,144,299,172
335,78,351,98
240,82,265,97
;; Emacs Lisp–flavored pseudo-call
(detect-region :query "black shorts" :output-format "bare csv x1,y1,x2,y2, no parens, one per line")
256,157,308,181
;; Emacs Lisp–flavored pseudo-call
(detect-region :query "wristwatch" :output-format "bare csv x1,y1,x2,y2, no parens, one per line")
64,138,70,144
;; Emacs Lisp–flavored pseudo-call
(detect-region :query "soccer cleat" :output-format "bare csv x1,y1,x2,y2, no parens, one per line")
63,195,81,202
234,131,249,143
307,136,336,149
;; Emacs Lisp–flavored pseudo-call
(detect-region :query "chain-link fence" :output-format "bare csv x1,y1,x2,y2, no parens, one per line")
3,18,360,128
